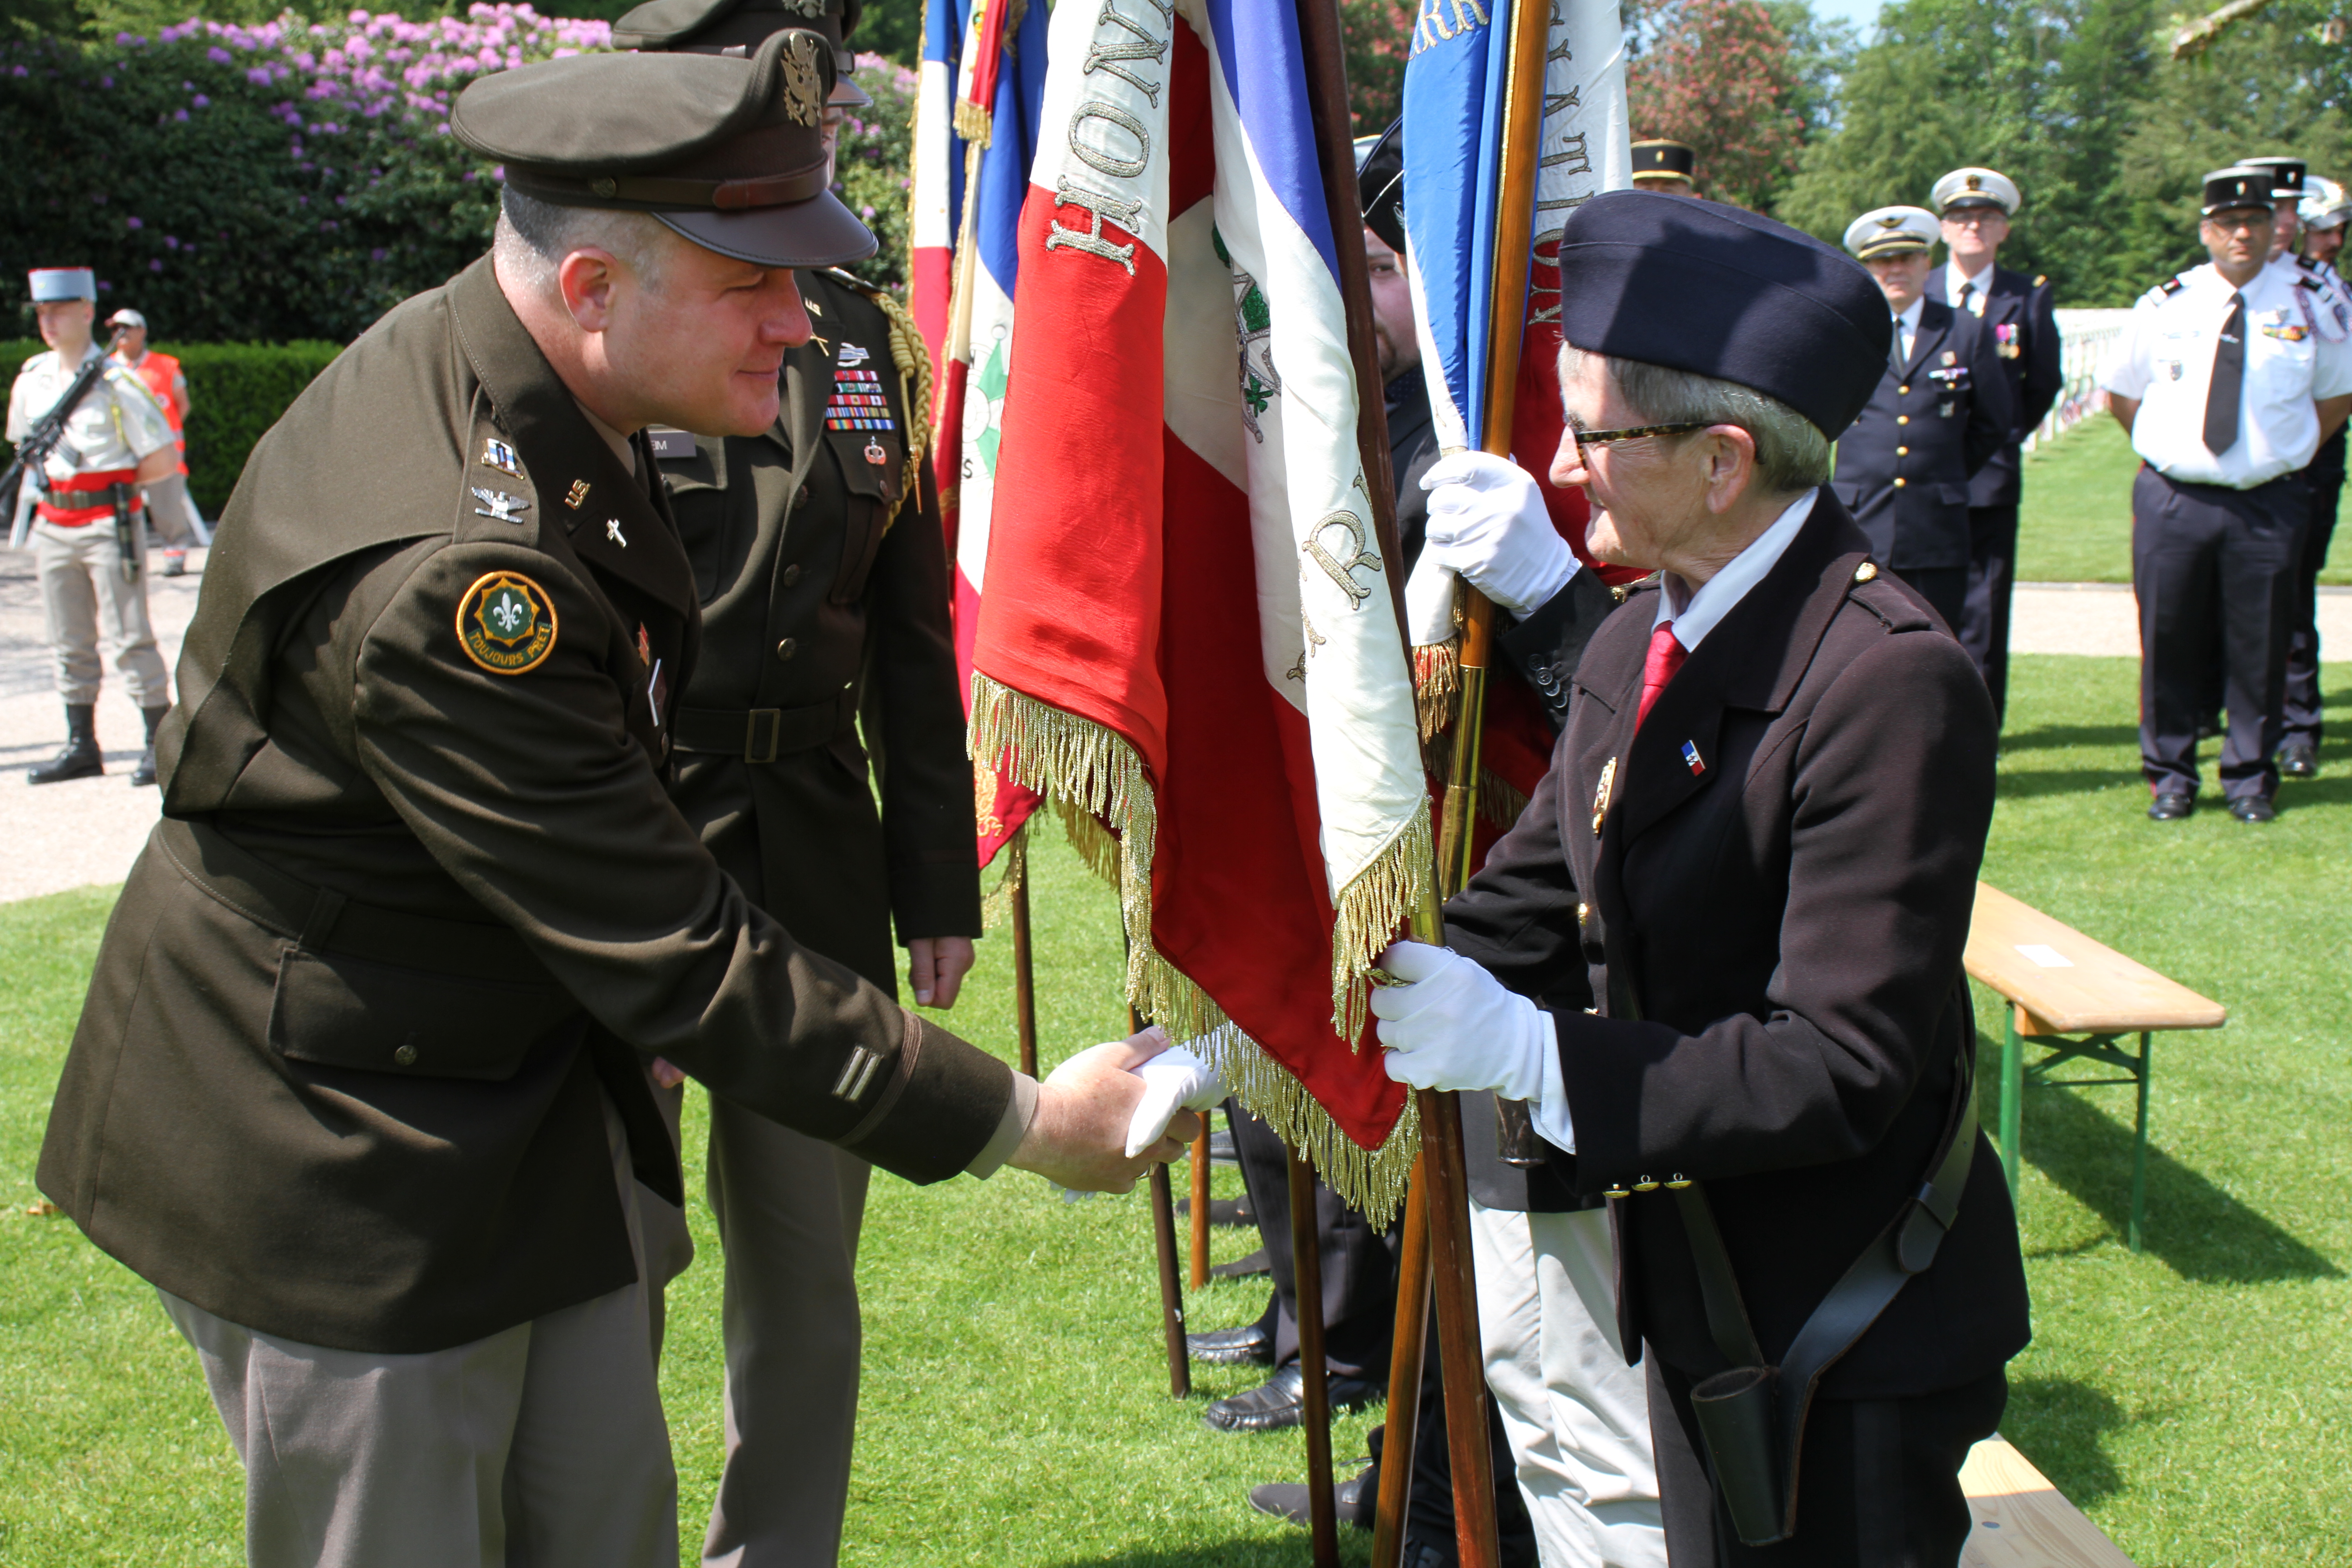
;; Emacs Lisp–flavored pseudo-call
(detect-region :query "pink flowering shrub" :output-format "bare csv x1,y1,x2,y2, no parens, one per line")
0,7,915,340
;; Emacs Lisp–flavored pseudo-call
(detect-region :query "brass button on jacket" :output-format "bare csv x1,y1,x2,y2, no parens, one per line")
775,636,799,661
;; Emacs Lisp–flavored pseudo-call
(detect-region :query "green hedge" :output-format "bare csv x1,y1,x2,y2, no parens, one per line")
3,338,341,515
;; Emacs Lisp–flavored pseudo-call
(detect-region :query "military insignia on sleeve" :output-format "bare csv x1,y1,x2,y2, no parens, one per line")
826,365,896,433
480,437,523,478
456,571,559,675
471,487,531,523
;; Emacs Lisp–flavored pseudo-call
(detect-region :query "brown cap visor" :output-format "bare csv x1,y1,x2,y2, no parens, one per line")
656,187,877,269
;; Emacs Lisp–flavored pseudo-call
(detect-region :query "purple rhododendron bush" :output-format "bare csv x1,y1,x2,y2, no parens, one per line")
0,6,915,342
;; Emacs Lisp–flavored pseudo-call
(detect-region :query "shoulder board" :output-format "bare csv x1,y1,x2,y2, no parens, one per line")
2033,274,2048,288
816,265,882,298
2162,274,2188,294
1845,571,1932,632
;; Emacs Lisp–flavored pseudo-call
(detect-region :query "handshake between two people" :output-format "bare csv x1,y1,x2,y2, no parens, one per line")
1008,1026,1225,1194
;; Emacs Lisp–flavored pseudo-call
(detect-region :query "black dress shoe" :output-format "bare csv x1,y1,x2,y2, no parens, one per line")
1203,1364,1383,1433
1175,1194,1253,1228
2278,740,2318,779
1246,1464,1374,1529
1209,1247,1270,1280
1187,1322,1275,1367
2229,794,2278,823
2147,792,2194,821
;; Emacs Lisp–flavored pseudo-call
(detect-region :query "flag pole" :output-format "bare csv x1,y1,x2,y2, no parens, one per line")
1189,1125,1212,1289
1133,1002,1192,1398
1007,828,1039,1079
1289,0,1507,1564
1288,1144,1342,1568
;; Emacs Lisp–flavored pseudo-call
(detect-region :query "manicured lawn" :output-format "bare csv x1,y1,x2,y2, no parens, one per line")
2017,415,2352,585
4,654,2349,1565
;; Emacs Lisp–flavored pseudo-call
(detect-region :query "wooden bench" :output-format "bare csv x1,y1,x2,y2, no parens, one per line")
1961,1436,2137,1567
1962,883,2226,1251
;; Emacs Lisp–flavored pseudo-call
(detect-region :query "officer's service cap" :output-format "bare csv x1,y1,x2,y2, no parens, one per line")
1553,191,1891,439
1630,140,1696,183
614,0,868,106
2302,175,2351,231
1842,206,1939,261
2239,155,2306,200
453,29,874,270
1930,167,2019,216
1356,121,1405,255
2201,167,2278,216
28,268,96,302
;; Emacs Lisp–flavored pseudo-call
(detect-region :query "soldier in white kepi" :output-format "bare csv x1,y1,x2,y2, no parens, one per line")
5,267,181,785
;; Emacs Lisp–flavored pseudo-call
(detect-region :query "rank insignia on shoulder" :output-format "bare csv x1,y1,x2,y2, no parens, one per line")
470,487,530,523
456,571,558,675
837,341,872,366
1681,740,1705,776
564,480,591,510
480,437,523,478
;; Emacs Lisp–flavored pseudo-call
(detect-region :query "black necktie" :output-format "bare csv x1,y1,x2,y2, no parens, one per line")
1957,280,1975,317
2205,291,2246,456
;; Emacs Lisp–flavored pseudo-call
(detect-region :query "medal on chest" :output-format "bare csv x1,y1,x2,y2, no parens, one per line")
825,347,895,462
1592,756,1617,838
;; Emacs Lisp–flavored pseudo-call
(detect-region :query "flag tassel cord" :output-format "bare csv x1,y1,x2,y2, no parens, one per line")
969,671,1420,1220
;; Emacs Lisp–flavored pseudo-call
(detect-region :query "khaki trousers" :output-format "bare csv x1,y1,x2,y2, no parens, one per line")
693,1092,872,1568
162,1096,685,1568
1470,1201,1667,1568
34,515,167,707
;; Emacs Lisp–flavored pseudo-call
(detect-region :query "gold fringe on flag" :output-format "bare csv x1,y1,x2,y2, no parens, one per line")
1326,807,1433,1047
952,99,993,146
1411,637,1459,744
979,817,1029,931
969,673,1419,1221
1478,766,1530,832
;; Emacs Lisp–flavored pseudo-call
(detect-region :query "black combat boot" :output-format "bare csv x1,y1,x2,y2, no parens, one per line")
29,703,103,784
131,704,170,787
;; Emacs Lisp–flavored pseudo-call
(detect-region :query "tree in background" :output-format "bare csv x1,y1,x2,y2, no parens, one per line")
1624,0,1832,210
1341,0,1412,132
1777,0,2168,304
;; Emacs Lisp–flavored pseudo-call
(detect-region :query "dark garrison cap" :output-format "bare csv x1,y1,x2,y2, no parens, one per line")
1630,140,1697,183
614,0,869,106
1356,121,1404,255
454,27,874,269
2201,166,2278,216
1553,190,1891,439
2238,155,2306,201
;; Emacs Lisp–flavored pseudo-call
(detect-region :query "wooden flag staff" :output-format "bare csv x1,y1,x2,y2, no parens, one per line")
1132,1002,1192,1399
1189,1127,1212,1289
1007,829,1039,1080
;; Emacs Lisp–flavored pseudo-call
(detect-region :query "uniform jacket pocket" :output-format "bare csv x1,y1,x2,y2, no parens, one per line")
267,946,578,1081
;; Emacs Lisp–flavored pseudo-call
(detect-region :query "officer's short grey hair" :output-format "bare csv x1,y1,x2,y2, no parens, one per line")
1563,346,1833,496
494,187,676,296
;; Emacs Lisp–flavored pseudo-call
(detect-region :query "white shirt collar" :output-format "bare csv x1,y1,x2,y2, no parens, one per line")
1894,296,1926,335
1945,257,1994,302
1654,488,1820,651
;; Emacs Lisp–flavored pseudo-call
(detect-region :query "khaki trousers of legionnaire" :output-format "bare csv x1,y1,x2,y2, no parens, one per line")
1470,1201,1667,1568
142,471,207,549
33,516,168,707
161,1095,688,1568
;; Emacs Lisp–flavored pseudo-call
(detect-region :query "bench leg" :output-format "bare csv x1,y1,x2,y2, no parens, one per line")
2129,1031,2151,1254
2000,1009,2024,1208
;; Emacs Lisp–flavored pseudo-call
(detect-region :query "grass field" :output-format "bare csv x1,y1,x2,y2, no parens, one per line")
4,654,2351,1566
2016,416,2352,585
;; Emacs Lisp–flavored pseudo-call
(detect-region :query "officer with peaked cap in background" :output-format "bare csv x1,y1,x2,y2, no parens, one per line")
2102,167,2352,823
1369,189,2028,1564
608,0,981,1561
1923,167,2062,724
6,266,180,785
1628,139,1696,196
2280,174,2352,774
36,35,1188,1568
1831,205,2013,635
2243,154,2308,263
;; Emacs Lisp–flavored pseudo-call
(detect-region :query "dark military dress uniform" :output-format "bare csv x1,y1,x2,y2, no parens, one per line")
652,265,980,1565
1829,298,2013,633
1923,263,2062,719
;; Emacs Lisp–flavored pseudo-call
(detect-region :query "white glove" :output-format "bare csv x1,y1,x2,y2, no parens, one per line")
1122,1027,1226,1157
1370,940,1575,1153
1419,451,1578,618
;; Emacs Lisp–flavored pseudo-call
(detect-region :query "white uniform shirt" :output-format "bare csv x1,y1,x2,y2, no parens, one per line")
1891,297,1925,369
2103,261,2352,488
5,343,176,485
1943,259,1994,317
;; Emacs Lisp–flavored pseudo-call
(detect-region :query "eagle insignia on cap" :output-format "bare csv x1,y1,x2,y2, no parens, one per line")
1877,215,1903,230
457,571,559,675
781,31,824,126
1965,174,1983,191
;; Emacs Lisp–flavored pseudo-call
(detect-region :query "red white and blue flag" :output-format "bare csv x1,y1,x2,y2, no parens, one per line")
967,0,1431,1208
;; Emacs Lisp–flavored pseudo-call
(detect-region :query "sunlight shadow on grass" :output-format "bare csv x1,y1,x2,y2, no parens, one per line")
2002,1376,2130,1509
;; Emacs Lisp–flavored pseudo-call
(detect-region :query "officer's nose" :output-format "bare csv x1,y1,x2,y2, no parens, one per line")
763,270,814,348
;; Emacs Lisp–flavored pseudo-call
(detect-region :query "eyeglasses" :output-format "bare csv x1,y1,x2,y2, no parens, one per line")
2204,212,2276,233
1569,421,1712,454
1942,211,2007,228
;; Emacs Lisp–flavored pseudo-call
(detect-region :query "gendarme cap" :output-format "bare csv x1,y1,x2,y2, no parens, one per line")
1930,167,2020,216
1843,205,1939,261
2202,167,2277,216
29,268,96,302
1555,191,1891,439
1356,122,1404,255
454,29,874,269
2239,155,2306,200
1630,140,1696,184
614,0,869,107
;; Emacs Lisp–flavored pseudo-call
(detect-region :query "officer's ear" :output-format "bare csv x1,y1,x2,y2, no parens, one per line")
555,247,627,334
1696,424,1761,515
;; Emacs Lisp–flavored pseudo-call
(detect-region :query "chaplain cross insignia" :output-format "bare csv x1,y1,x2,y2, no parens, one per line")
607,518,628,548
470,487,530,523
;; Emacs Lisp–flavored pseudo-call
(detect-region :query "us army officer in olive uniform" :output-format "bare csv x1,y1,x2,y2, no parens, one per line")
36,38,1186,1568
615,0,975,1561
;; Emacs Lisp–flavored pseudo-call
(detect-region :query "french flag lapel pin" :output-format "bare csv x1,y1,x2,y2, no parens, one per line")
1681,740,1705,776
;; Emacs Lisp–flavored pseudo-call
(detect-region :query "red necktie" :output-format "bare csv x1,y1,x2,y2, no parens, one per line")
1637,623,1686,730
